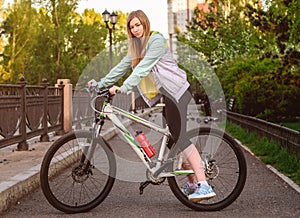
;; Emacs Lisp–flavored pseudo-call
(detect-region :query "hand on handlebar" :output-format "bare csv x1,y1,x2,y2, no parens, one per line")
88,79,98,87
109,85,120,95
86,79,119,95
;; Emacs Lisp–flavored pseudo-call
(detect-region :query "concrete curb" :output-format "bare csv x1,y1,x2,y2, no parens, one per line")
235,139,300,194
267,165,300,194
0,165,41,212
0,124,121,213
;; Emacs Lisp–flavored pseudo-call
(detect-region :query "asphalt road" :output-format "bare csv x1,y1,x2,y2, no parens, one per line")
1,130,300,218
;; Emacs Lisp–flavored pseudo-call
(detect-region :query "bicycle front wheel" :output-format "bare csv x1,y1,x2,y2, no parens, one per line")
167,127,247,211
40,130,116,213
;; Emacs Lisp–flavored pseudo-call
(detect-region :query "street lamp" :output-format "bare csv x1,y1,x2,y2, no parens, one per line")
102,9,118,69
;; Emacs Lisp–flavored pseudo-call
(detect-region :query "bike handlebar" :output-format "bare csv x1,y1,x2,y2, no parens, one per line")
86,86,116,99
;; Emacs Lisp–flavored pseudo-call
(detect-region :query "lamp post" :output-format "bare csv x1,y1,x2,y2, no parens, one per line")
102,9,118,70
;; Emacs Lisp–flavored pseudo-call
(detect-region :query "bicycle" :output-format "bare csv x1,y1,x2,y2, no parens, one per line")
40,88,247,214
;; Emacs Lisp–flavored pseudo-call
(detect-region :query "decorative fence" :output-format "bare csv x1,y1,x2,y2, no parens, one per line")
0,79,149,150
72,89,149,129
0,77,64,150
226,110,300,157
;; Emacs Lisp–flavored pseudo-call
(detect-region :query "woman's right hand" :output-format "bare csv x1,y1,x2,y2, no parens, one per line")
109,85,121,95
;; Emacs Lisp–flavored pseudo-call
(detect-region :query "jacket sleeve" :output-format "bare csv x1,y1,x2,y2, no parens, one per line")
120,35,167,94
97,55,132,88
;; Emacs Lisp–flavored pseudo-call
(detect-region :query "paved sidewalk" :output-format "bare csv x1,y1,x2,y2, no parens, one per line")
0,107,299,214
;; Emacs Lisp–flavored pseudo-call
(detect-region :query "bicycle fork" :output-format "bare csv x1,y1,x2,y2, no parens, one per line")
79,121,103,173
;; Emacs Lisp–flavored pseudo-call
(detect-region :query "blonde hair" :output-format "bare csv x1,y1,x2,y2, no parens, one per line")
126,10,151,68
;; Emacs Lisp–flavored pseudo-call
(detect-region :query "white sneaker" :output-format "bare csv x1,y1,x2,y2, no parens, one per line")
188,184,216,202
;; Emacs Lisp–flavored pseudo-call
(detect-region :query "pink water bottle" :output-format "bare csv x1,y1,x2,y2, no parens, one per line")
136,131,156,158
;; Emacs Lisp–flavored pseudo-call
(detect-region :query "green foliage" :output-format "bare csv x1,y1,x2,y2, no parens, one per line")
1,1,37,83
245,0,300,54
0,0,127,85
178,3,266,68
178,0,300,121
218,56,300,120
288,0,300,45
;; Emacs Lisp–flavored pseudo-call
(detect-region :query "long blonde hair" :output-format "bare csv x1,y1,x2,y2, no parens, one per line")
126,10,151,68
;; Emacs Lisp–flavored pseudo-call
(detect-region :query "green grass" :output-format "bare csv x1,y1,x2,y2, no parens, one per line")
223,122,300,186
281,122,300,131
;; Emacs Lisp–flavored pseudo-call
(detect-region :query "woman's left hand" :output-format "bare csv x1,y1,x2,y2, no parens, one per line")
109,85,121,95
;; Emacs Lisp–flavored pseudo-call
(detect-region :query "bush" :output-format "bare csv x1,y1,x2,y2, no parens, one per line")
218,56,300,121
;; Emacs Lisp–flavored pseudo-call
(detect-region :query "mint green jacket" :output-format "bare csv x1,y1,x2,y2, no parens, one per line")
97,32,190,106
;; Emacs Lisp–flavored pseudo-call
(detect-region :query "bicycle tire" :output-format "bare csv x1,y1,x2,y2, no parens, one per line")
40,130,116,213
167,127,247,211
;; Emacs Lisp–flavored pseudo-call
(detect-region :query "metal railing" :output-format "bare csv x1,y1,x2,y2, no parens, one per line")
0,80,150,150
0,78,64,150
226,110,300,157
72,89,149,129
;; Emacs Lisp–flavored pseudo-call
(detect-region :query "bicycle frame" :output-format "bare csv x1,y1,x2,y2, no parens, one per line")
91,94,194,177
103,100,170,173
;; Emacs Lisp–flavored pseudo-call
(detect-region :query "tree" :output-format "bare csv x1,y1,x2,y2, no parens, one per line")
245,0,300,53
1,0,127,85
0,0,8,82
178,2,267,68
34,0,82,84
178,0,300,120
1,0,38,83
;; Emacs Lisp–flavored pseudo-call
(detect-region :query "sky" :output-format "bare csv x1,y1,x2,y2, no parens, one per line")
3,0,169,37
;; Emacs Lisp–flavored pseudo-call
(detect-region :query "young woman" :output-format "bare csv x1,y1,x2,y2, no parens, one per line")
89,10,215,202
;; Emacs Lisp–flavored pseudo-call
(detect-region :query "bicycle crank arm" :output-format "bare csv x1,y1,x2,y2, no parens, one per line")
139,181,151,195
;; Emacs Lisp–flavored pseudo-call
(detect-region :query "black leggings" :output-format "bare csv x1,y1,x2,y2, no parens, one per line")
161,87,193,153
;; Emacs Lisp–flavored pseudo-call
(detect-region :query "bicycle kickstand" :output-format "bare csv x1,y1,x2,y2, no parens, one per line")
139,181,151,195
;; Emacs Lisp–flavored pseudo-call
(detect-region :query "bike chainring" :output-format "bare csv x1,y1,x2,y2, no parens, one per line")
146,169,165,185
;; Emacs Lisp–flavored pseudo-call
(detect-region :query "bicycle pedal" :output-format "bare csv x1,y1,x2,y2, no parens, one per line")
139,181,150,195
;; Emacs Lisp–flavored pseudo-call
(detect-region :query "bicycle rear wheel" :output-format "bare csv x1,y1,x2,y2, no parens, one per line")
167,127,247,211
40,130,116,213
